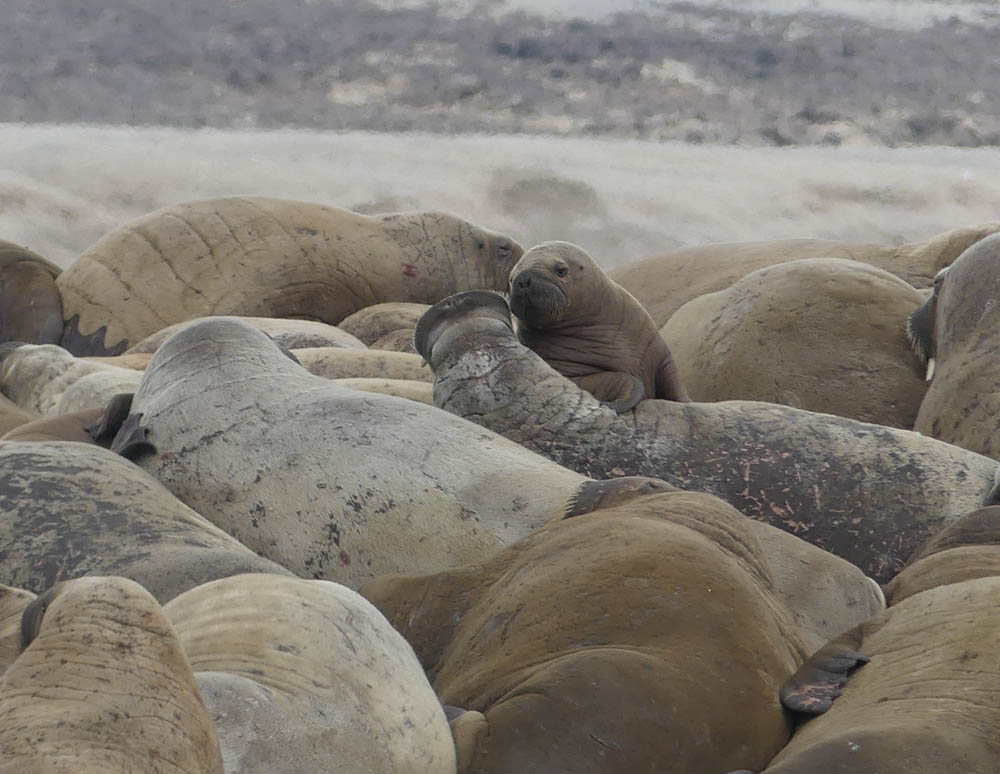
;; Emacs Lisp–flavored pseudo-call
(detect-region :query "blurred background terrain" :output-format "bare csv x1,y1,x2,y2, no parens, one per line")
3,0,999,266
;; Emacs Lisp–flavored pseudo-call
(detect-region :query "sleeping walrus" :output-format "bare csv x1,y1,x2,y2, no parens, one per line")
508,241,689,411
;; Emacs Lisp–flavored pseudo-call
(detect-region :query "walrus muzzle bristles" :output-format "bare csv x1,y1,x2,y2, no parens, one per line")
508,271,567,327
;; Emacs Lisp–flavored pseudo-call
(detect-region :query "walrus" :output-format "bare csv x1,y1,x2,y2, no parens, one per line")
759,577,1000,773
0,342,141,415
907,232,1000,459
508,241,689,410
0,394,36,437
291,346,431,381
663,258,929,428
414,291,998,582
164,574,456,774
0,441,292,601
0,576,224,774
331,377,433,404
55,196,523,355
0,240,63,346
110,316,661,588
883,505,1000,604
0,585,35,676
362,488,809,774
610,223,1000,328
338,301,429,352
125,315,367,354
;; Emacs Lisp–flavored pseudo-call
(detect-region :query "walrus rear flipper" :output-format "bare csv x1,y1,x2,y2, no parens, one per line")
780,631,870,715
575,371,645,413
85,393,136,447
109,413,157,461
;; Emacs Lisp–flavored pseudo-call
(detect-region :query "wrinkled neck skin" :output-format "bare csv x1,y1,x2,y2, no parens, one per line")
429,319,628,466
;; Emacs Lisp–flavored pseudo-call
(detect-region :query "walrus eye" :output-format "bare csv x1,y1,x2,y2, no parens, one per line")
495,241,511,258
554,265,569,277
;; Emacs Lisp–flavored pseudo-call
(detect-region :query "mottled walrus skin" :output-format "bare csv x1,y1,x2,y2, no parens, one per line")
414,291,997,582
0,442,292,602
0,240,63,346
611,223,1000,328
509,241,689,410
164,574,456,774
663,258,928,429
363,489,808,774
0,576,224,774
883,505,1000,604
55,196,523,355
116,317,626,588
909,233,1000,459
761,577,1000,773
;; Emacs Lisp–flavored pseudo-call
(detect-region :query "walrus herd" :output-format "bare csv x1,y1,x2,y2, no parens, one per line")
1,195,1000,773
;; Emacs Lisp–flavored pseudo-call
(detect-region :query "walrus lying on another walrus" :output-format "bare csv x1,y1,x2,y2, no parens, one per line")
111,316,665,588
509,241,689,410
414,291,998,582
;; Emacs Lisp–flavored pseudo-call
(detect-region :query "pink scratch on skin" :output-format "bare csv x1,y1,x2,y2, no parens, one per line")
339,550,351,565
403,263,417,278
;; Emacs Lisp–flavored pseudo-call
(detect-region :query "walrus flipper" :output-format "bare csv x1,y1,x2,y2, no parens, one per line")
780,634,870,715
109,413,157,461
574,371,645,413
84,393,136,447
654,357,692,403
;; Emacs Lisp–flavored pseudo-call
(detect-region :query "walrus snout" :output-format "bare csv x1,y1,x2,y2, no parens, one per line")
413,290,512,363
508,269,567,325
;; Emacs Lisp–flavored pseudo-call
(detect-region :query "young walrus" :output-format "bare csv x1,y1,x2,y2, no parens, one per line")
508,241,690,411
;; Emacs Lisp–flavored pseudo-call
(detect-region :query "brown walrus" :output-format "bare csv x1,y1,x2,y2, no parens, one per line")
508,241,689,411
0,240,63,346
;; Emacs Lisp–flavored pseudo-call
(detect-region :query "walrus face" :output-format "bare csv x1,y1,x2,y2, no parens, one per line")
508,241,596,328
908,232,1000,381
413,290,513,367
906,266,947,379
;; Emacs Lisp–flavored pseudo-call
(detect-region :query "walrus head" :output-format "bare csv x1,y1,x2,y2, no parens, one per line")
906,265,947,380
0,242,64,346
508,241,603,328
413,290,513,369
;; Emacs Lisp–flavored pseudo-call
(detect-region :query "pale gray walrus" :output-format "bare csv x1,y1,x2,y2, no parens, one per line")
0,441,291,602
413,291,998,582
164,574,456,774
54,197,523,355
108,316,667,588
509,241,689,410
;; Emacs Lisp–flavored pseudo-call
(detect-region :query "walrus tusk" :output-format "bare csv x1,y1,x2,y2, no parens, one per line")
925,357,936,381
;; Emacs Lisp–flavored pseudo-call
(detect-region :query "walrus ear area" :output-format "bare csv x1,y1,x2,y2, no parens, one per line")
109,413,157,461
84,392,135,446
780,639,870,715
